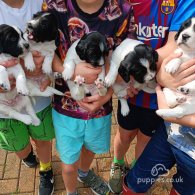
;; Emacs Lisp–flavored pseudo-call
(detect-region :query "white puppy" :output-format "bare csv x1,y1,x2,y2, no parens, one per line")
0,78,63,125
156,17,195,118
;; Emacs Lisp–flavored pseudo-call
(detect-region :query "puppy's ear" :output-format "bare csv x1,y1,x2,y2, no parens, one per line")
76,40,86,60
103,38,110,56
153,50,159,62
175,18,191,41
55,29,60,47
118,52,136,83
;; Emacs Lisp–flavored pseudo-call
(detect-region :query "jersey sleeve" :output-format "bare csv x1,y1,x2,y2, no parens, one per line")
169,0,195,31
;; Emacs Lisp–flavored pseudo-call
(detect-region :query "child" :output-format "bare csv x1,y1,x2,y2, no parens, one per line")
108,1,195,194
0,1,55,194
44,0,136,194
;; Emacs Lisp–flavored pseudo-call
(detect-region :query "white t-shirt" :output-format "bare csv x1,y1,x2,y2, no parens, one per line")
0,0,51,118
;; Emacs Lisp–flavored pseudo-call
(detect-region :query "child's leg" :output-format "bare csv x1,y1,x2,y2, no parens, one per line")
61,161,79,194
33,140,52,165
29,106,55,195
124,123,176,193
135,131,151,159
0,118,38,167
16,143,32,159
79,146,95,172
29,106,55,171
171,143,195,195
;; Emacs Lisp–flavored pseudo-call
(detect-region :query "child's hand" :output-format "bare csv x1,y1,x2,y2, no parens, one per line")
157,52,195,89
0,58,19,67
74,62,102,84
155,85,169,109
77,88,113,113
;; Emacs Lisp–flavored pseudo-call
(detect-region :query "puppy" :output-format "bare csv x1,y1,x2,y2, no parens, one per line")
156,17,195,118
0,24,29,95
24,11,58,75
62,31,109,100
0,25,63,125
105,38,158,116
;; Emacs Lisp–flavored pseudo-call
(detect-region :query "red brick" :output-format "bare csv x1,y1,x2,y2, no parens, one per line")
0,165,4,179
0,150,7,165
54,175,65,191
4,152,20,179
18,165,36,193
97,158,112,172
0,179,18,194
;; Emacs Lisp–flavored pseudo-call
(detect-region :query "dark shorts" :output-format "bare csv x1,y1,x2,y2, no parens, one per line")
125,124,195,195
117,102,164,137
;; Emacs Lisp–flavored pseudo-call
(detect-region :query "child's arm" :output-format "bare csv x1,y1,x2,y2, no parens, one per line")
52,53,103,84
77,87,113,113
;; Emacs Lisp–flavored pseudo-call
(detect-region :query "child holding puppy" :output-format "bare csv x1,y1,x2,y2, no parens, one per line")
44,0,136,194
0,1,55,194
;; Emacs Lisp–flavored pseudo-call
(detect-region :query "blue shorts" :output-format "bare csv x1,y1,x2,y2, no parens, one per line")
52,109,111,164
125,124,195,195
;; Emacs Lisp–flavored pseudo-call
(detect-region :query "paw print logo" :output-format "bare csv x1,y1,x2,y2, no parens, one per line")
151,164,169,177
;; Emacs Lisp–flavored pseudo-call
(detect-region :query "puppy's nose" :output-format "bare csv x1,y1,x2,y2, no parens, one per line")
182,34,190,41
24,43,29,49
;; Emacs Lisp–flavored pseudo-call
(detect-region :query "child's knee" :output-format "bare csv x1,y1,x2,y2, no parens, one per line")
62,162,79,175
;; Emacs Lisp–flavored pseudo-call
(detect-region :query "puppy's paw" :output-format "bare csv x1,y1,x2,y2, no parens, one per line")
62,68,74,81
42,63,52,75
0,82,10,91
176,96,187,104
26,63,36,72
74,75,85,85
31,117,41,126
21,115,33,125
121,106,130,117
17,85,29,96
53,72,62,79
177,86,190,95
156,109,167,117
105,75,115,87
165,58,181,74
24,52,36,71
95,78,107,96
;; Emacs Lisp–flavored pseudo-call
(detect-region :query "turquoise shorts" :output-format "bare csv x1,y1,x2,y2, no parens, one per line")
52,109,111,164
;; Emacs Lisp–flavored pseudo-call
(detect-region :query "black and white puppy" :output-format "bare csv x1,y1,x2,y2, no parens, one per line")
0,24,29,95
24,11,58,75
105,38,158,116
156,17,195,118
62,31,109,100
0,24,63,125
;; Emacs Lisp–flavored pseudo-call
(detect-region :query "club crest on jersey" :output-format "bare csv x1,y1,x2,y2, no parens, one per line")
161,0,175,15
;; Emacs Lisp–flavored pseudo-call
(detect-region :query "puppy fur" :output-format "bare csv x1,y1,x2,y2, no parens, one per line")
156,17,195,118
62,31,109,100
0,24,29,95
105,38,158,116
24,11,59,75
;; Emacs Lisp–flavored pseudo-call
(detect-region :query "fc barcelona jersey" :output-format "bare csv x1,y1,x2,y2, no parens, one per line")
129,0,195,109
